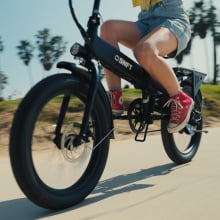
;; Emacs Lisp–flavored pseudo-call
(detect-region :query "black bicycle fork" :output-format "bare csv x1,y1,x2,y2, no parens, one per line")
53,60,100,148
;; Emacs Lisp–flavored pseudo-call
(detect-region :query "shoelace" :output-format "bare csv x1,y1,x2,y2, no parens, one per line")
163,98,183,122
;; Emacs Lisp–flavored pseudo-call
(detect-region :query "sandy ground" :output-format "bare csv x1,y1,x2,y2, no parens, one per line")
1,111,220,155
0,127,220,219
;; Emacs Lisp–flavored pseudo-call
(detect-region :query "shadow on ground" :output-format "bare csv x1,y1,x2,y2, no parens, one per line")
0,162,185,219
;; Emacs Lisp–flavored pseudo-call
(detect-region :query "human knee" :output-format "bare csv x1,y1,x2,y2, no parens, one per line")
134,42,157,70
100,20,116,39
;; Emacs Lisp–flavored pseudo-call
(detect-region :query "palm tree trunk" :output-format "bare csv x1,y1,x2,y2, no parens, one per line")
28,65,33,87
213,32,217,84
209,0,218,84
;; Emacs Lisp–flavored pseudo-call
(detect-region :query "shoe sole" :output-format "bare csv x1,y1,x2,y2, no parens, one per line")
167,100,194,134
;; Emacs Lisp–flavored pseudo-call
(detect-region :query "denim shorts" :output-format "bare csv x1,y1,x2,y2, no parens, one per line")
135,0,191,56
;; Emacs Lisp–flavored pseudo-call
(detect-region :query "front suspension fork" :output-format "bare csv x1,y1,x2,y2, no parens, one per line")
54,61,100,147
77,62,100,144
54,95,71,147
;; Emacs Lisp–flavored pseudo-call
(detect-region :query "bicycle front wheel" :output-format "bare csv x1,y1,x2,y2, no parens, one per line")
10,74,110,210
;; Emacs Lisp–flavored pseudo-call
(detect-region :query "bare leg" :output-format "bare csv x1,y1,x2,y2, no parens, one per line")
101,22,192,132
133,26,180,95
101,22,180,95
133,26,193,133
100,20,142,88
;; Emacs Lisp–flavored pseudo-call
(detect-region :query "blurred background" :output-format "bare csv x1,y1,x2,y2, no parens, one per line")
0,0,219,100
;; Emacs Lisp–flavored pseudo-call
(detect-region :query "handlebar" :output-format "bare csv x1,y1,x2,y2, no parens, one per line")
68,0,87,39
68,0,101,43
92,0,101,15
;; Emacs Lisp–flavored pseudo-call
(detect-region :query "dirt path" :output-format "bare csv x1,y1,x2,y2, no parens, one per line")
1,107,220,156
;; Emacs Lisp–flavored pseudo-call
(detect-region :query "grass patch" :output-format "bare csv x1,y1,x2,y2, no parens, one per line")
201,85,220,118
0,99,21,112
122,85,220,120
0,84,219,121
201,84,220,100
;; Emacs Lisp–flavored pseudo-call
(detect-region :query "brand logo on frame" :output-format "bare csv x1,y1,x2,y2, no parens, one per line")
114,55,133,70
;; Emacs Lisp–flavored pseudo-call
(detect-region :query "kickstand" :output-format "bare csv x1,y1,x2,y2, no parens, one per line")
135,121,149,142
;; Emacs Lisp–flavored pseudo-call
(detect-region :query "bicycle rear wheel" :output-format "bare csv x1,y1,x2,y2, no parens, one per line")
161,89,203,164
10,74,110,210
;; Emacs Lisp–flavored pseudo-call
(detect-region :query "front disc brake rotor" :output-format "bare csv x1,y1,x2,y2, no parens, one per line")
61,124,91,163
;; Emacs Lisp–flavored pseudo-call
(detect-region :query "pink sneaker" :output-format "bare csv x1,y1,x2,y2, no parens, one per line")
164,91,194,133
108,89,124,115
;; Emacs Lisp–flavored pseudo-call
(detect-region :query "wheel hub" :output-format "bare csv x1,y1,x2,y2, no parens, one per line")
61,125,90,163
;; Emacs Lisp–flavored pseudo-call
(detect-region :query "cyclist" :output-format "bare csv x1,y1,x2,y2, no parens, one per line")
100,0,193,133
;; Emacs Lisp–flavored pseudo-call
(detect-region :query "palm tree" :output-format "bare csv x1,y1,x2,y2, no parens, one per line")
35,28,67,74
17,40,34,86
0,36,4,71
0,36,3,54
0,36,7,99
0,71,8,99
176,0,220,84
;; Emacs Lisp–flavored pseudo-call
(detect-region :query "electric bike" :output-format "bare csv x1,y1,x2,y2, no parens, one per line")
10,0,207,210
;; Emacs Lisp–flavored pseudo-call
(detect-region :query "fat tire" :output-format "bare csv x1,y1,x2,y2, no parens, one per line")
10,74,110,210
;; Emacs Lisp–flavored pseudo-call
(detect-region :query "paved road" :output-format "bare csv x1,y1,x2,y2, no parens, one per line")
1,127,220,220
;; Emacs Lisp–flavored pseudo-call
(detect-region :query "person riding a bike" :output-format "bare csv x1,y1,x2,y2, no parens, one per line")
100,0,193,133
10,0,206,210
